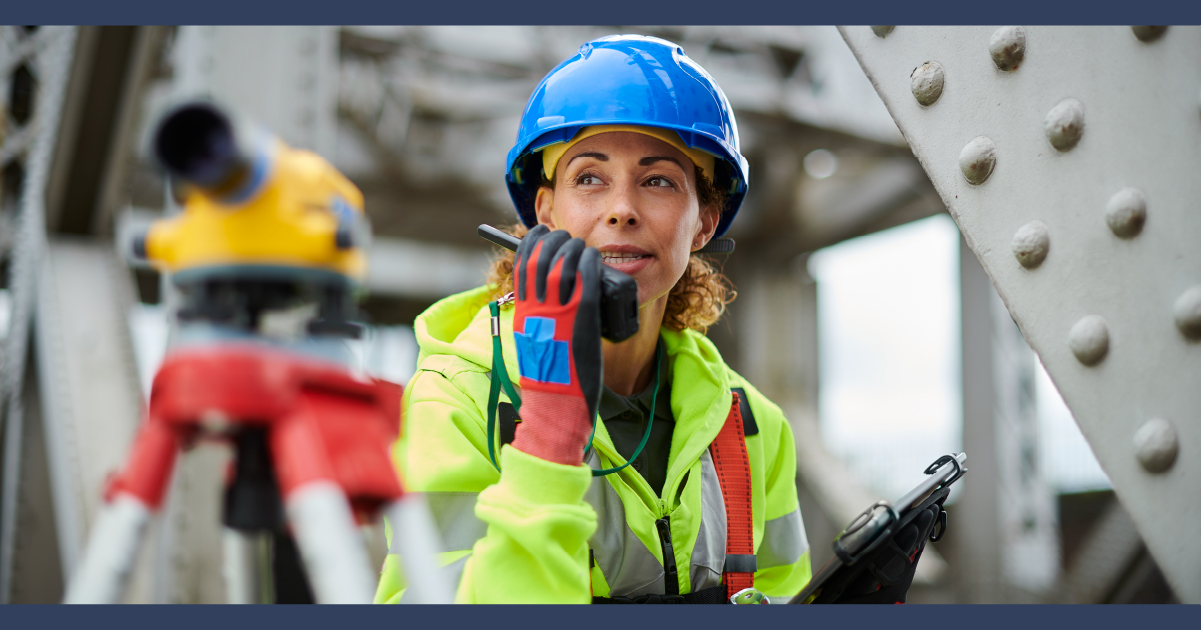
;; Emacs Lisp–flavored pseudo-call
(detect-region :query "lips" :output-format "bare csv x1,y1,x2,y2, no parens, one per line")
601,253,648,264
598,245,654,274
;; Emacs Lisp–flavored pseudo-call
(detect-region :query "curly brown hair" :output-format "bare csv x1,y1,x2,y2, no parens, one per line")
485,164,736,334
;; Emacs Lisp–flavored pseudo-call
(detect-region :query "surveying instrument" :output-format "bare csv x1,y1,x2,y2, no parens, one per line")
62,101,450,605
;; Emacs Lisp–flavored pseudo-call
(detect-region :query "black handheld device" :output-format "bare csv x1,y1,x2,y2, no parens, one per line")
789,452,968,604
478,224,640,343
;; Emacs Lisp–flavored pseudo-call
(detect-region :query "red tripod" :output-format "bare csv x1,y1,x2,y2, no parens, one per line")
63,343,450,604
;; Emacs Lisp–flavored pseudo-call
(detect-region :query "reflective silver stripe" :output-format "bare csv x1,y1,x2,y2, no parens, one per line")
690,450,726,592
583,450,665,597
757,507,808,569
390,491,485,553
398,553,468,604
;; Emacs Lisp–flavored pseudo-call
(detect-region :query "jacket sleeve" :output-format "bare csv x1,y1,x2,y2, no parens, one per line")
751,407,813,601
375,366,597,604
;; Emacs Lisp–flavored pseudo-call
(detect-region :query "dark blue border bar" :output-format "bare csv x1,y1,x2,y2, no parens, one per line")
3,0,1201,26
1,604,1197,630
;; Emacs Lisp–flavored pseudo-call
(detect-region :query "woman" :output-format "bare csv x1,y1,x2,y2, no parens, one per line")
376,34,811,604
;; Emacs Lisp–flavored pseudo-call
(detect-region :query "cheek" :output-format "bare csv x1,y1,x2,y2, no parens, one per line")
662,234,692,284
642,210,698,297
549,200,595,238
663,206,700,265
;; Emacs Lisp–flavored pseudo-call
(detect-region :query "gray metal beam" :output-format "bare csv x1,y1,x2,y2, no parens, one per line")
956,234,1004,602
44,27,138,235
35,239,146,587
841,24,1201,603
795,157,928,245
1060,498,1144,603
0,26,77,605
172,26,340,156
2,338,64,603
957,233,1062,603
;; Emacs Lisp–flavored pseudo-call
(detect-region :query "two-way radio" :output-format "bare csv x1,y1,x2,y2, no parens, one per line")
477,224,640,342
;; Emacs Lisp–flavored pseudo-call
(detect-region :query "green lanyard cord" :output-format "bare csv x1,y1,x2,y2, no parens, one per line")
588,344,660,477
486,298,660,478
486,298,522,471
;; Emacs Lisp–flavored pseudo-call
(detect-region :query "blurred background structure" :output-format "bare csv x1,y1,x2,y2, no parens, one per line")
0,25,1183,603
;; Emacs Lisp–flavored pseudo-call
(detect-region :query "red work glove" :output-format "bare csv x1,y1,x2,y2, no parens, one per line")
509,225,603,466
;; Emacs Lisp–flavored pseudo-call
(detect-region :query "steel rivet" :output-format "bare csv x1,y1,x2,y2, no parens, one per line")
910,61,945,106
1069,315,1109,366
871,26,895,38
1045,98,1085,152
1133,418,1178,473
1131,26,1168,42
1011,220,1050,269
1174,285,1201,339
958,136,996,185
1104,188,1147,238
988,26,1026,71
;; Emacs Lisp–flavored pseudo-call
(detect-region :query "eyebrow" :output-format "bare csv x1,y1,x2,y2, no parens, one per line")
639,156,684,169
564,152,685,171
565,152,609,169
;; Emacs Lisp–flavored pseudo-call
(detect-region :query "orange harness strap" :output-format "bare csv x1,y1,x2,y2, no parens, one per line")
709,392,755,600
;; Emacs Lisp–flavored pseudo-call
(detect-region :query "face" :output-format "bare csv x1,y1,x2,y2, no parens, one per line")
534,132,720,306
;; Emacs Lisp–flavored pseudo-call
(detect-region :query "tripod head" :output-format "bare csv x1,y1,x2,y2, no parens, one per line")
133,100,372,339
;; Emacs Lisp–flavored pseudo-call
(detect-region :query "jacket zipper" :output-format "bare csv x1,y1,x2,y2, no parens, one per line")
655,517,679,596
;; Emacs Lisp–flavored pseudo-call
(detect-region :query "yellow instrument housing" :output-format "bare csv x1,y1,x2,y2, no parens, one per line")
145,139,367,282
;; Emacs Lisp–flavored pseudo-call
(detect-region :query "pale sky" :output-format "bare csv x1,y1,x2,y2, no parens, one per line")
808,214,1110,500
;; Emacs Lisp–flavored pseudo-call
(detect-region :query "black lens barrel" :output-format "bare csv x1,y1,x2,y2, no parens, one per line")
154,101,249,193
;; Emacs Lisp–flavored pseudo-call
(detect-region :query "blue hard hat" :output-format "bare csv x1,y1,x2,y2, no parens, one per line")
505,34,749,238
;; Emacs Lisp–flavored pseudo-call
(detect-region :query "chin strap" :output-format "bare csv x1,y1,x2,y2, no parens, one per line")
695,238,735,254
486,295,658,477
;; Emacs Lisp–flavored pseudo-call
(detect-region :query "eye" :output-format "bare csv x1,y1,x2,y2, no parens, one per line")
575,172,603,186
645,176,675,188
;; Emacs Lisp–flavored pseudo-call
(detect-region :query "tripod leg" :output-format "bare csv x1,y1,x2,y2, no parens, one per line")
64,420,178,604
271,530,315,603
285,481,375,604
62,494,153,604
384,493,454,604
223,528,274,604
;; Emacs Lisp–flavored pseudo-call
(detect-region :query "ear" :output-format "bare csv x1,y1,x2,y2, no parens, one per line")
690,204,721,252
534,186,557,229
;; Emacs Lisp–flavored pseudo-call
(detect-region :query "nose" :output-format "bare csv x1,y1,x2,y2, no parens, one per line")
604,183,640,228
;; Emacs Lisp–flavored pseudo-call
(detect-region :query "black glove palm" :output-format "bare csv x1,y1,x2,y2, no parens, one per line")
811,486,950,605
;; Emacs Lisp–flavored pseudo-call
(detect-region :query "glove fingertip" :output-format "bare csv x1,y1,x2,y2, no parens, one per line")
516,226,550,301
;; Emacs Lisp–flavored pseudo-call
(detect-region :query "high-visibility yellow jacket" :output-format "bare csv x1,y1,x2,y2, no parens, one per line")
375,286,812,604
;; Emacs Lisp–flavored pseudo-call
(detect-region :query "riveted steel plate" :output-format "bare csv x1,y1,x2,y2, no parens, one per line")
840,25,1201,602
